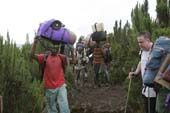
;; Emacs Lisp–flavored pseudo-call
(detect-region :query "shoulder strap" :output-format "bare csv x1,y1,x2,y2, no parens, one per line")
61,29,66,41
139,49,143,58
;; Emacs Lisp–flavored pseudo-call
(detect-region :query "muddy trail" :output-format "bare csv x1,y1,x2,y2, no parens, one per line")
68,85,127,113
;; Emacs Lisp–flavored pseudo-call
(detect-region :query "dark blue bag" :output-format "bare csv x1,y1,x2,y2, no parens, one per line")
143,36,170,85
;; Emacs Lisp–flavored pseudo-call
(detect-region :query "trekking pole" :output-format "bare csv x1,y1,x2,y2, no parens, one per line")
124,67,133,113
148,87,151,113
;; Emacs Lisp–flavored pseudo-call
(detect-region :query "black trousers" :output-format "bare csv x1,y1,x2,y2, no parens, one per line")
143,95,156,113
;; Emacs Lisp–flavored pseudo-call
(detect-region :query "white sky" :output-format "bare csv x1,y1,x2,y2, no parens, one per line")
0,0,156,44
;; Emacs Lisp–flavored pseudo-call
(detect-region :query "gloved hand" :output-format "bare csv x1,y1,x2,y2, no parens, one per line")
34,36,39,44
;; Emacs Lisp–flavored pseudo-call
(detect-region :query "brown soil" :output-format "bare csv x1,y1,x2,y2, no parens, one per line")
68,85,127,113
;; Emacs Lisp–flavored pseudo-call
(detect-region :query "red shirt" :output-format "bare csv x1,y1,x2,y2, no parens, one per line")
37,54,67,89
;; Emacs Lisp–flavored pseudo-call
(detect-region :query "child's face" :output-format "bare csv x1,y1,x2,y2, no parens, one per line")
49,44,60,55
77,47,83,54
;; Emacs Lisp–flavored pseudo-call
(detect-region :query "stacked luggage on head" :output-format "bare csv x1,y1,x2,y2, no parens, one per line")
37,19,77,45
91,22,107,42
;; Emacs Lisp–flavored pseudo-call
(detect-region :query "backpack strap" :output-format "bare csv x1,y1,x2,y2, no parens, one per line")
50,30,54,40
61,29,66,42
139,49,143,58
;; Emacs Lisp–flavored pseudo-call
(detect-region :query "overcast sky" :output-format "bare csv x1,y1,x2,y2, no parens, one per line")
0,0,156,44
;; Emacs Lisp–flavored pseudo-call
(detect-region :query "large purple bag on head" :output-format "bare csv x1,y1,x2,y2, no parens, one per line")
37,19,70,44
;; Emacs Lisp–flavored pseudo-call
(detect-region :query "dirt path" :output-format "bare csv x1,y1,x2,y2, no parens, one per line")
68,85,127,113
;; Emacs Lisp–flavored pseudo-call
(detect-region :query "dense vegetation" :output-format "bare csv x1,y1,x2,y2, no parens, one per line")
0,0,170,113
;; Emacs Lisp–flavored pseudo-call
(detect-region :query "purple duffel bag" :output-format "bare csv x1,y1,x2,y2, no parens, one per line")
37,19,70,44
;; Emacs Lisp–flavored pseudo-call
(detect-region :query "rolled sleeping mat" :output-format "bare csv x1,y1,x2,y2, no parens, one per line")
85,34,96,47
92,22,104,32
67,29,77,45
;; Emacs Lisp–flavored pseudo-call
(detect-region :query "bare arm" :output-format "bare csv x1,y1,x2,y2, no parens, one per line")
30,37,39,61
70,49,76,64
67,44,76,64
129,62,141,79
134,62,141,74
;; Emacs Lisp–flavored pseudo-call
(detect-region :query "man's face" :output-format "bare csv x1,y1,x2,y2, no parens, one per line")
137,36,150,50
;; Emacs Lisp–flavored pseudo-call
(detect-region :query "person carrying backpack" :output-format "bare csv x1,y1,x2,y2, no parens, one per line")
103,42,112,84
128,32,156,113
91,41,105,88
30,36,75,113
143,36,170,113
75,37,89,80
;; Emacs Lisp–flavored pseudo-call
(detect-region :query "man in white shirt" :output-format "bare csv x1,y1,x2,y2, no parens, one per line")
129,31,156,113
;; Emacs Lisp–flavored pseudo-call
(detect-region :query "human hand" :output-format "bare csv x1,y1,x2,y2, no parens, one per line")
128,72,137,79
34,36,39,44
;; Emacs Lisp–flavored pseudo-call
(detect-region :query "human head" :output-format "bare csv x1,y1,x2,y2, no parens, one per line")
77,47,83,54
104,42,110,48
137,31,152,51
78,35,84,42
49,43,60,55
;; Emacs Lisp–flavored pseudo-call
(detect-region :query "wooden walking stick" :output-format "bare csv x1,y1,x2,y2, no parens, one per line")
0,95,3,113
124,67,134,113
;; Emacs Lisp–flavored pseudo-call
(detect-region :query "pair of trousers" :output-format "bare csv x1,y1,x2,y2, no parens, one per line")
45,84,70,113
93,63,109,85
143,95,156,113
